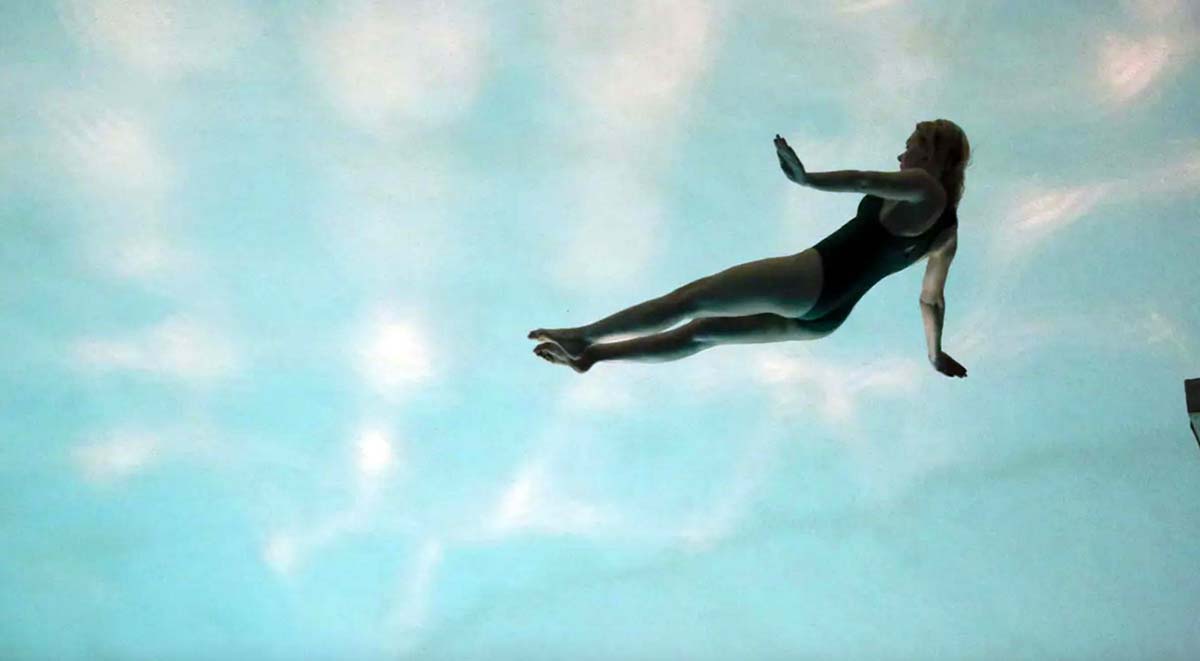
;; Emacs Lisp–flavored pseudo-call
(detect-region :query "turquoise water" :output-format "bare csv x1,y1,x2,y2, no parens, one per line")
3,1,1199,659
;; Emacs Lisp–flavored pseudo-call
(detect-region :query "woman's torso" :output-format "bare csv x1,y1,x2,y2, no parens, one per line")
803,193,958,321
825,194,957,262
878,196,948,240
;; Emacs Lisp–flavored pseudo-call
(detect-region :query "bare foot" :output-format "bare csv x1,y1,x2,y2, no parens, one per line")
527,328,590,358
533,342,591,373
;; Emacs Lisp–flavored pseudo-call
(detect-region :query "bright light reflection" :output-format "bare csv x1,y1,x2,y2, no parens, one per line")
357,428,394,477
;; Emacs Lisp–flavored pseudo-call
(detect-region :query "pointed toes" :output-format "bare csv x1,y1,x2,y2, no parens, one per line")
533,342,559,361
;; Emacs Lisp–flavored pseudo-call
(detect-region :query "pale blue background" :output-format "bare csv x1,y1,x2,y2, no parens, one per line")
3,0,1199,659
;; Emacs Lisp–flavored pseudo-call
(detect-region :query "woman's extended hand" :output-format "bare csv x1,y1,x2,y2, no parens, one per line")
932,350,968,378
774,134,808,185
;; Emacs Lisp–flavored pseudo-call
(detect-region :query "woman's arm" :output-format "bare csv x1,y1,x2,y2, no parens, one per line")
924,301,968,378
806,169,941,204
920,237,956,355
801,169,862,193
773,135,940,203
920,298,945,362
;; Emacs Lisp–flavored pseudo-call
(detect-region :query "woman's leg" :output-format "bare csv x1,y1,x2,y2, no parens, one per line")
582,322,708,367
535,312,829,372
527,287,695,357
530,249,825,355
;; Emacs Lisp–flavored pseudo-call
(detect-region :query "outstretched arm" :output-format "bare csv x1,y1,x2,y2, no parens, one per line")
810,169,940,204
774,135,940,203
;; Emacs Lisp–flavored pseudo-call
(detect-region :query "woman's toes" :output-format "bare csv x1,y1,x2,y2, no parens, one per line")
528,329,588,357
534,342,562,362
533,342,588,373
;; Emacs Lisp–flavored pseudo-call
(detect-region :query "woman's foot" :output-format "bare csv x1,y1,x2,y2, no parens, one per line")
527,328,590,358
533,342,591,373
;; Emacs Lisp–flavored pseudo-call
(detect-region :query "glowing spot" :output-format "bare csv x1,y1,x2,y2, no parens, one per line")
263,533,298,576
495,469,536,530
357,429,394,477
354,315,434,392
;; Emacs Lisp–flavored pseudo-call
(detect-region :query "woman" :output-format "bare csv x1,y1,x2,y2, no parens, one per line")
530,119,971,378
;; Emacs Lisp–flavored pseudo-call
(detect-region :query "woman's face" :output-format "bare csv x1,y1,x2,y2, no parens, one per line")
897,130,929,170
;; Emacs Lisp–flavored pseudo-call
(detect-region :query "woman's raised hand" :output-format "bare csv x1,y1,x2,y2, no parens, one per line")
774,134,808,185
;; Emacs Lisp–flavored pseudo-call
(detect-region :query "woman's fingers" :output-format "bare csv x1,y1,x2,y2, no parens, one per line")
774,136,806,183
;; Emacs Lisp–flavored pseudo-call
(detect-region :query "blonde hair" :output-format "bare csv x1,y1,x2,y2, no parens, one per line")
917,119,971,211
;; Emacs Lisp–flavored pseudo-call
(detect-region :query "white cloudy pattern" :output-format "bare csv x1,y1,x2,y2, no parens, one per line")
541,0,720,292
46,104,172,197
545,0,717,130
71,430,161,484
57,0,258,79
71,316,238,382
489,459,611,537
304,1,490,132
40,91,204,289
259,423,410,581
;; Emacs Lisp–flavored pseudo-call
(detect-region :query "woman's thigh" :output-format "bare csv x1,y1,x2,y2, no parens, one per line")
688,311,834,344
681,248,824,319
